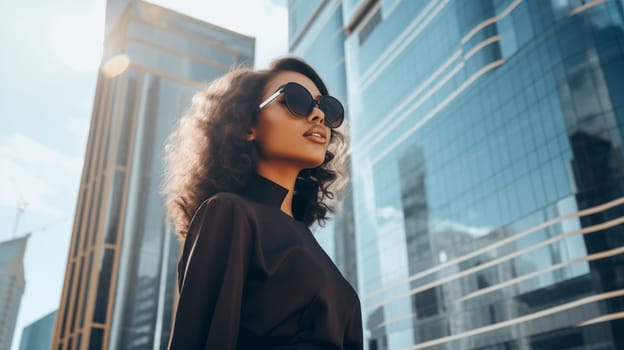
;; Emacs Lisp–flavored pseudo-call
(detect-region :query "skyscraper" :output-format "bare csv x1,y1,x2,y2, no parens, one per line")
289,0,624,349
52,1,254,349
0,235,28,350
19,310,57,350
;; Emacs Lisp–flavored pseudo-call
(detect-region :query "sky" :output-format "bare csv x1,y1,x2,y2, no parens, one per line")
0,1,288,349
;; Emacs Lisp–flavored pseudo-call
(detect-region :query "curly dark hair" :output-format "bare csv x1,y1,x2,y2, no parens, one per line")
162,56,350,240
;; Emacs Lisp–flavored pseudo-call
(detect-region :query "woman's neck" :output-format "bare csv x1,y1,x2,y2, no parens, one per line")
255,163,300,218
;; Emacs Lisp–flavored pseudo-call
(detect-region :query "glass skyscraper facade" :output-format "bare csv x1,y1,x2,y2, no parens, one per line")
291,0,624,349
52,1,254,349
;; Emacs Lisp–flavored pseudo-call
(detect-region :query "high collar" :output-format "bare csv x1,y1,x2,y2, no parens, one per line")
241,173,290,210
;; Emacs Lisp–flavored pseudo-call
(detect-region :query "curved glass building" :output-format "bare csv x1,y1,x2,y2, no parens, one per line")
290,0,624,349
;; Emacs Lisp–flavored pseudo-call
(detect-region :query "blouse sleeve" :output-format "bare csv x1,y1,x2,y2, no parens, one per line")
168,195,253,350
344,300,364,350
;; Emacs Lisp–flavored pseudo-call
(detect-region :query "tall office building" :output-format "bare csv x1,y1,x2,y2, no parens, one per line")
51,1,254,349
0,235,28,350
287,0,358,290
290,0,624,349
19,310,57,350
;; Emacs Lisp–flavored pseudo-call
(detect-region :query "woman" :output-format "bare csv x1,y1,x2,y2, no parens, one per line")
162,56,363,349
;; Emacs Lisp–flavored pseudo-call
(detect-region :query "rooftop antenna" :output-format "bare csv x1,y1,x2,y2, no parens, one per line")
10,176,29,239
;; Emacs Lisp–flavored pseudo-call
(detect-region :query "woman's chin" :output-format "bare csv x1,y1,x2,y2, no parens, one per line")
301,157,325,169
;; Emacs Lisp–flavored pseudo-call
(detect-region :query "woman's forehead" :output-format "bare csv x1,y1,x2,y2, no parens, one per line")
263,71,321,98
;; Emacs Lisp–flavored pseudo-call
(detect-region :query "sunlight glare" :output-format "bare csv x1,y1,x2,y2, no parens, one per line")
102,54,131,77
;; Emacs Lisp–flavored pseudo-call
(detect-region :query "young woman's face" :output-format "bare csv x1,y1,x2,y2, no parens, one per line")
251,71,331,169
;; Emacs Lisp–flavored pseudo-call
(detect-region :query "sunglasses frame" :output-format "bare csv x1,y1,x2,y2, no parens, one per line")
257,82,344,128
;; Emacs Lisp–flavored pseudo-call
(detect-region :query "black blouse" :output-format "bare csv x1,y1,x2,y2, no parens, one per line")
168,173,363,349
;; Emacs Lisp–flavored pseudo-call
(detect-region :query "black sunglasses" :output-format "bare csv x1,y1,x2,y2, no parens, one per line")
257,82,344,128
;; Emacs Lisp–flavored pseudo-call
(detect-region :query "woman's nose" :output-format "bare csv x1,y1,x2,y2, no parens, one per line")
307,105,325,125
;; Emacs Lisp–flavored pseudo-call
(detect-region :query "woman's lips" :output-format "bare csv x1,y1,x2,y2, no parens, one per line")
304,134,326,144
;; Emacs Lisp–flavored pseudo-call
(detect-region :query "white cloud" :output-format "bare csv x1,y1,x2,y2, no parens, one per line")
0,133,83,217
0,154,53,215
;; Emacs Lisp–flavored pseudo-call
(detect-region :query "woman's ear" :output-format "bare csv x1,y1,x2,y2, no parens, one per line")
246,128,256,142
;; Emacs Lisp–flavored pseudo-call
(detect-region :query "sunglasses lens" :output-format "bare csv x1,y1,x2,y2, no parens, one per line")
281,82,344,128
284,83,313,117
319,96,344,128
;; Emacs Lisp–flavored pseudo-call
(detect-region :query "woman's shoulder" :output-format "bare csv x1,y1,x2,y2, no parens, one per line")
195,192,254,219
187,192,256,240
194,192,255,224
